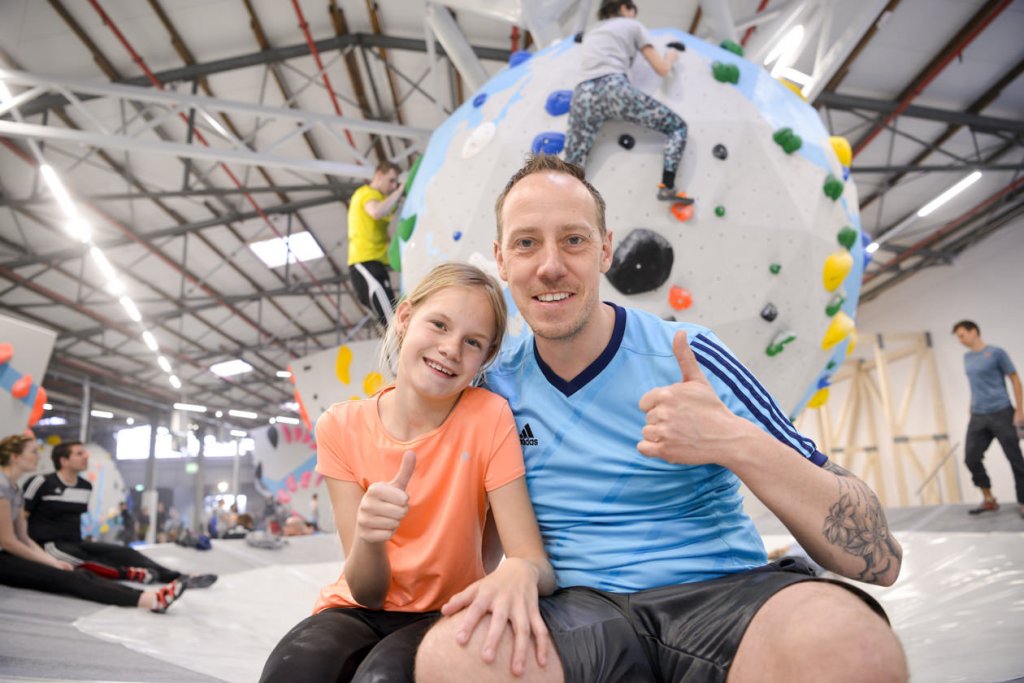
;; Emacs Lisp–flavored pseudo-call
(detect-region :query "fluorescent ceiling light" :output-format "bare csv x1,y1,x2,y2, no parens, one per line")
215,410,223,418
142,331,159,351
230,429,248,438
90,410,114,419
866,242,880,254
210,359,253,377
280,401,299,412
38,416,67,426
43,403,53,410
916,171,982,217
275,416,301,425
248,232,324,268
169,375,182,389
126,417,135,425
119,295,142,322
276,370,292,378
268,417,277,424
67,217,92,244
39,164,79,218
158,356,172,373
229,409,258,419
174,402,207,413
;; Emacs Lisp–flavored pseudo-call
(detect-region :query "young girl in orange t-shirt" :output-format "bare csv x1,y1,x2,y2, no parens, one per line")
261,263,554,683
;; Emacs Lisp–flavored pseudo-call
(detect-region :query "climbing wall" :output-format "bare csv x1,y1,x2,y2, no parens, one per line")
0,312,55,436
394,32,865,416
255,339,384,521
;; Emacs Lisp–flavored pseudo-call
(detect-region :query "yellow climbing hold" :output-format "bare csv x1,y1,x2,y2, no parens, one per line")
830,136,852,167
823,250,853,291
806,387,830,409
821,312,855,349
846,329,859,356
335,345,353,385
363,371,384,397
778,78,807,100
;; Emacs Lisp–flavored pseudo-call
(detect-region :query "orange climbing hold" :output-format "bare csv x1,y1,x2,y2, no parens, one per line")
11,374,32,399
669,286,693,310
671,200,694,222
30,386,48,426
0,342,12,365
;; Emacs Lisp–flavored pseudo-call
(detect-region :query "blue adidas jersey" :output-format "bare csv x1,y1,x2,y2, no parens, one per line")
486,303,826,593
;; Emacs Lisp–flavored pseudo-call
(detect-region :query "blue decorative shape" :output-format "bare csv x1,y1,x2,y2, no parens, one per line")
531,131,565,155
472,93,487,108
509,50,532,68
861,231,874,268
545,89,573,116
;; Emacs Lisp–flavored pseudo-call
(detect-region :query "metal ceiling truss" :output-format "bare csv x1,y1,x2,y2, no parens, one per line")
0,69,431,179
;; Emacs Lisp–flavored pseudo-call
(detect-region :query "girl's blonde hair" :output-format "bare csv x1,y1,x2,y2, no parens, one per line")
0,434,34,467
378,262,508,382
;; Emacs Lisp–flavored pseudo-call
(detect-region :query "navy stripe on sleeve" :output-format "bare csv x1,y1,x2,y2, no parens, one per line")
691,337,824,465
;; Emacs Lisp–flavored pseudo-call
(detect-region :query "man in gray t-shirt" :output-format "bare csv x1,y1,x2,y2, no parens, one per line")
953,320,1024,517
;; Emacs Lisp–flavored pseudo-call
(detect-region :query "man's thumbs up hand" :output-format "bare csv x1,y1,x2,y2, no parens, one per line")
637,332,748,466
357,450,416,544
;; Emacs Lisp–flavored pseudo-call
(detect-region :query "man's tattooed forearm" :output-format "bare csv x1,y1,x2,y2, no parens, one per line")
822,462,903,583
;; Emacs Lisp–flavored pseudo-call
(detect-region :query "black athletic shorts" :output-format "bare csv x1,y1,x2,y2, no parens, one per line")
538,558,888,683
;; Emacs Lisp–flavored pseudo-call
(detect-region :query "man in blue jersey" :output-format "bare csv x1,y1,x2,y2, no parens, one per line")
952,320,1024,517
415,155,906,683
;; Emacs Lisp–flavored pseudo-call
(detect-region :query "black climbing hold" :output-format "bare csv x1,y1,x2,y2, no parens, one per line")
573,32,583,43
760,303,778,322
667,41,686,52
618,134,635,150
606,229,674,295
713,144,728,160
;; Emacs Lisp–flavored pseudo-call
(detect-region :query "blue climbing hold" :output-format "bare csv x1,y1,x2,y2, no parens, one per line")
472,93,487,108
545,90,573,116
509,50,532,68
453,230,462,241
531,131,565,155
817,376,831,390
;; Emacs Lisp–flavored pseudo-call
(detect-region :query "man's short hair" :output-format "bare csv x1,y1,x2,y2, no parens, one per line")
494,154,607,242
51,440,83,471
952,320,979,335
374,161,401,177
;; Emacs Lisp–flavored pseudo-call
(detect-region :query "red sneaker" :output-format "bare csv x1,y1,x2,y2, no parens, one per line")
968,500,999,515
151,579,186,614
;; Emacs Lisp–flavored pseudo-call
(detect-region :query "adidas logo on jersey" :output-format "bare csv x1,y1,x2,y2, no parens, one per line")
519,423,538,447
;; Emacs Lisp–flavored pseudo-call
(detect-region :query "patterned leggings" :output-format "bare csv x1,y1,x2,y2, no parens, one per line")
564,73,687,173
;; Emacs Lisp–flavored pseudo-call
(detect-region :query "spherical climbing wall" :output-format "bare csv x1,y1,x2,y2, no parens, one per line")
395,31,866,416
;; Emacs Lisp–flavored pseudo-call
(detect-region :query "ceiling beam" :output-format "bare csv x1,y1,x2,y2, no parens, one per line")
850,0,1014,157
817,92,1024,136
9,32,511,119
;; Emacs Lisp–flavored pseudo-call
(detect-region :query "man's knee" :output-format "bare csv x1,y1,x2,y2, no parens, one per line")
731,581,907,683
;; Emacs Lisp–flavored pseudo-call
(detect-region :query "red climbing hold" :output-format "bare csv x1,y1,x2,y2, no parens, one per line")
0,343,12,365
669,286,693,310
12,374,32,399
30,387,48,426
671,200,694,222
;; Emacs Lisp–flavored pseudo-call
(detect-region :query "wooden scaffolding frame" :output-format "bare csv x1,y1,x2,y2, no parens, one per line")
796,332,963,507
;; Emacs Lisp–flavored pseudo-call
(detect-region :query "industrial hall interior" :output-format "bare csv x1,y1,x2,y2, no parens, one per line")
1,0,1022,681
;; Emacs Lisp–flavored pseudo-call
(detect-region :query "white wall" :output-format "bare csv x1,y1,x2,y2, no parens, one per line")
854,223,1024,505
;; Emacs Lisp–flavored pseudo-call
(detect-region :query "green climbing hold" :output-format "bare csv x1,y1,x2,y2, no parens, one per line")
715,205,726,217
402,155,423,195
720,39,744,57
825,292,846,317
387,213,418,271
766,330,797,357
397,214,417,241
772,127,802,154
837,226,857,250
823,174,844,201
826,361,837,370
769,263,782,275
712,61,740,84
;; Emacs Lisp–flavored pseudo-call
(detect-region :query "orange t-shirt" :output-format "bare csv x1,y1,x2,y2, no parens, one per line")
313,386,525,613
